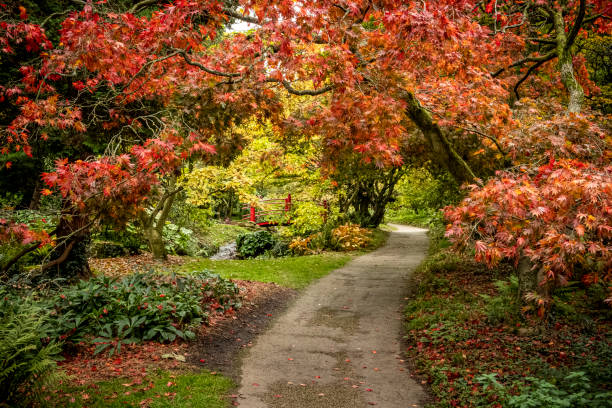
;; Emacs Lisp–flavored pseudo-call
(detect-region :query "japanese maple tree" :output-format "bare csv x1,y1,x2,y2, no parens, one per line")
0,0,610,282
446,158,612,308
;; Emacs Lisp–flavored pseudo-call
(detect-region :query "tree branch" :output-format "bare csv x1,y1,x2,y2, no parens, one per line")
2,243,39,274
583,13,607,25
149,187,183,222
565,0,586,50
155,187,179,232
491,51,557,77
513,58,550,100
454,125,507,157
41,10,73,27
39,240,76,273
1,227,58,274
498,3,530,33
527,37,556,45
120,50,182,92
399,89,480,184
222,8,260,25
265,79,335,96
174,49,241,78
129,0,159,14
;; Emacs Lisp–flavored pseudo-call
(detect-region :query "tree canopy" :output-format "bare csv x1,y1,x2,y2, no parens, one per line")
0,0,610,302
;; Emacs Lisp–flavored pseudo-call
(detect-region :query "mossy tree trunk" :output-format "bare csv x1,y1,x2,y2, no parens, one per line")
140,177,182,260
399,89,477,184
551,4,585,113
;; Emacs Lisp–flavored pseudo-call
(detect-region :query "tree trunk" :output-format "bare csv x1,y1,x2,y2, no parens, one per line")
553,8,584,113
140,178,180,260
517,256,538,302
557,49,584,114
143,225,167,260
46,209,92,280
29,179,42,210
517,255,552,308
399,89,476,184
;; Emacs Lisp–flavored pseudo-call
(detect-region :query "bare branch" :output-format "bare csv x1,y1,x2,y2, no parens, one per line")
583,13,607,25
527,37,556,45
39,240,76,273
332,4,349,13
454,125,507,156
129,0,159,14
491,51,557,77
121,50,182,92
497,3,529,33
174,49,241,78
222,8,260,25
265,79,334,96
513,58,549,100
41,10,73,27
565,0,586,50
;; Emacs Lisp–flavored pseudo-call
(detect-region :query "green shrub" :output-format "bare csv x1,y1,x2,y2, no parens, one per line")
44,271,240,356
477,371,612,408
236,230,277,258
95,223,145,255
267,239,291,257
289,202,325,236
0,293,63,404
163,222,198,255
308,222,337,251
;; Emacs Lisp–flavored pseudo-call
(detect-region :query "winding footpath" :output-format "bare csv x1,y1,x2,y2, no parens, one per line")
235,224,429,407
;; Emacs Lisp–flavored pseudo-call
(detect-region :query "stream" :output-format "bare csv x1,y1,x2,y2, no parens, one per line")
210,241,238,260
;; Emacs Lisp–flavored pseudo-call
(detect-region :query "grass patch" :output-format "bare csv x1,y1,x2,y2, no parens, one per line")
179,253,352,289
44,370,233,408
179,228,388,289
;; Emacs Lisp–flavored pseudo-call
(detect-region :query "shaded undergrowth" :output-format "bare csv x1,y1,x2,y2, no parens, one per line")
404,227,612,408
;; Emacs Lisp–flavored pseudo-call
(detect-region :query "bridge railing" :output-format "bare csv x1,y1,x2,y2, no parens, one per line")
241,195,293,226
242,194,329,226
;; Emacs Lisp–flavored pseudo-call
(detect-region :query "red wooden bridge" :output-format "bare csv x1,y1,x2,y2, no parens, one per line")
242,194,328,226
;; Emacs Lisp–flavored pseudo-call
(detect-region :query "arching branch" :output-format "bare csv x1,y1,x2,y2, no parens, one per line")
513,58,550,100
265,79,335,96
491,51,557,77
565,0,586,50
2,243,40,275
129,0,160,14
174,49,241,78
39,240,76,273
222,8,261,25
399,89,479,184
1,227,58,274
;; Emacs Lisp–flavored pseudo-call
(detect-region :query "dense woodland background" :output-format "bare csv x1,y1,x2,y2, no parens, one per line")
0,0,610,406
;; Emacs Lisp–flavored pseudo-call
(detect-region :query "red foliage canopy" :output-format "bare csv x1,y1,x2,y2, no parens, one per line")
446,159,612,302
0,0,610,284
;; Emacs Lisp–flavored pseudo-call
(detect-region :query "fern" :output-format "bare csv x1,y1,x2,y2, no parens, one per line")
0,294,63,404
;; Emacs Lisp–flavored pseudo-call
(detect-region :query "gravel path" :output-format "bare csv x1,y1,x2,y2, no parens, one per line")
235,224,429,407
